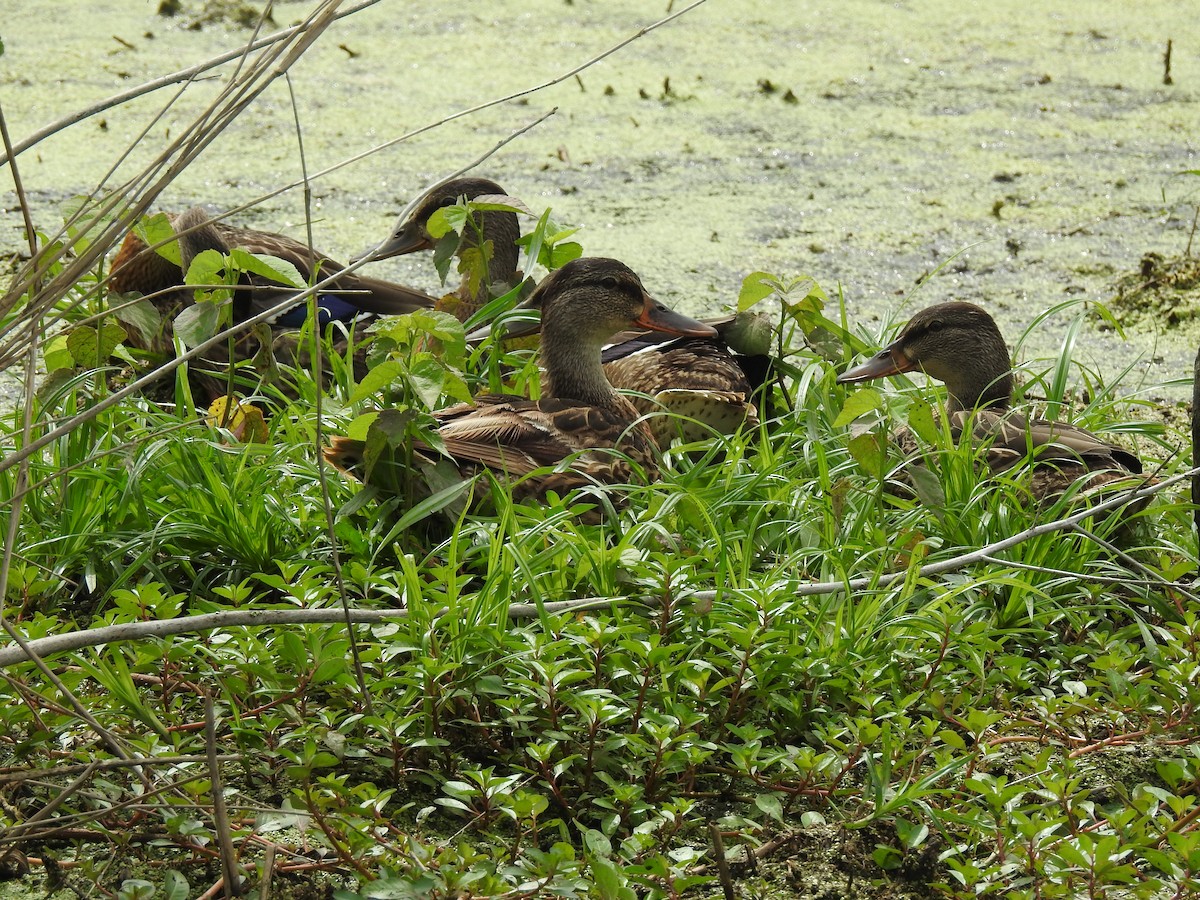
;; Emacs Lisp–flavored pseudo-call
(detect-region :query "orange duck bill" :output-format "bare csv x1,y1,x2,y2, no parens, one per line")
836,341,916,384
634,297,719,338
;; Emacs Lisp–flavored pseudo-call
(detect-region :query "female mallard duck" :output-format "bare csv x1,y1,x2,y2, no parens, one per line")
109,207,436,399
362,176,522,322
323,257,718,508
837,301,1144,504
366,176,768,444
110,207,435,347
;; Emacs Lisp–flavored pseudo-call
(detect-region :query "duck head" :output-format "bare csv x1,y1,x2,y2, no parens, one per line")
838,301,1013,412
531,257,717,405
363,176,519,267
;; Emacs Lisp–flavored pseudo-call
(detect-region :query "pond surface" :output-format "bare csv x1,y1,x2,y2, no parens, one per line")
2,0,1198,400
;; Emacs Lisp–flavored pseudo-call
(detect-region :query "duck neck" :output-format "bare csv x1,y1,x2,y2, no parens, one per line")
945,367,1013,415
540,326,619,408
457,209,520,306
482,209,520,285
174,209,230,274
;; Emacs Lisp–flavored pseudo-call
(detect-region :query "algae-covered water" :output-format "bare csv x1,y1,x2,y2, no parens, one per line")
1,0,1198,398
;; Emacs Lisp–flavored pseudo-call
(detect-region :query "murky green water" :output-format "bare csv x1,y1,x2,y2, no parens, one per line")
2,0,1197,399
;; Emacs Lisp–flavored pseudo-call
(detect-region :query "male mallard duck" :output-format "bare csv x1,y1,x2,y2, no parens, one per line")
109,207,436,399
366,176,767,444
837,301,1144,504
323,257,718,509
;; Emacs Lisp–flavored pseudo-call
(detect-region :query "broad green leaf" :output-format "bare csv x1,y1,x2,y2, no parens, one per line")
896,817,929,849
906,397,939,444
231,249,304,288
407,354,447,409
428,205,467,238
133,212,181,265
432,230,459,283
755,793,784,823
44,334,74,371
312,654,347,684
545,240,583,270
345,411,381,441
370,407,416,448
908,465,945,513
583,829,613,857
276,631,307,671
66,322,125,368
183,248,230,286
469,195,533,216
591,856,623,900
456,245,487,301
737,271,777,311
722,310,774,356
938,729,966,750
173,302,220,347
117,879,155,900
162,870,190,900
833,387,882,427
112,296,161,343
440,368,473,404
848,431,885,479
352,358,403,403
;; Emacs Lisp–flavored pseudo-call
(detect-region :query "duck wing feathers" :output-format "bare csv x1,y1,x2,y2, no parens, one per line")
952,409,1142,476
602,339,752,396
208,222,435,317
325,395,659,503
434,395,657,486
110,215,435,317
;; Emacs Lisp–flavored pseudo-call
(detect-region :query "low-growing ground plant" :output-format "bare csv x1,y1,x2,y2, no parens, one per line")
0,191,1197,900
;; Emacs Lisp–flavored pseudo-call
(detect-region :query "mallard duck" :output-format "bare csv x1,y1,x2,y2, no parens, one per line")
361,176,522,322
367,176,767,444
110,207,435,342
836,301,1144,505
598,311,773,444
323,257,718,509
109,207,436,399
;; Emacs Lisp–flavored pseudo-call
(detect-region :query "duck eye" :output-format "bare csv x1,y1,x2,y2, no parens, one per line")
926,319,944,333
600,275,621,290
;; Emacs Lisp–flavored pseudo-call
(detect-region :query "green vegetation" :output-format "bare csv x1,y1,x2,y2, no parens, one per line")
0,191,1196,900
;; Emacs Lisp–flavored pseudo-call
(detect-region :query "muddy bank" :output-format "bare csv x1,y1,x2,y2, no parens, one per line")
1,0,1197,401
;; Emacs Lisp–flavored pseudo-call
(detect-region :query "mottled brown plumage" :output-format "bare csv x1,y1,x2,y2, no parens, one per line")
838,301,1145,506
599,312,772,444
112,208,435,329
108,207,435,401
323,257,719,512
